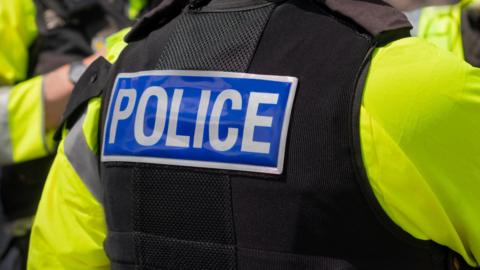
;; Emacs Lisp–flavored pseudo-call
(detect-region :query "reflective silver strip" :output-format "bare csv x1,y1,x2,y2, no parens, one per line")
64,110,103,203
0,87,13,164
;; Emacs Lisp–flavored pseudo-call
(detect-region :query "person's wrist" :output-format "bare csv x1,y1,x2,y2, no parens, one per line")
68,61,87,85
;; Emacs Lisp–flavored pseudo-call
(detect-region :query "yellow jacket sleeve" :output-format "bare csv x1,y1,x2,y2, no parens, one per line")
0,0,38,85
0,76,55,165
105,28,130,63
28,30,130,269
0,0,55,164
362,37,480,266
28,98,109,270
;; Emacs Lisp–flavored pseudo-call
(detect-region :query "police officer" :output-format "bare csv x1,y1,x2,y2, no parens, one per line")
28,0,480,269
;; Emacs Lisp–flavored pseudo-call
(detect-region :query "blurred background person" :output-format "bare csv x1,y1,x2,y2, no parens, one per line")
387,0,480,66
417,0,480,65
385,0,458,35
0,0,155,269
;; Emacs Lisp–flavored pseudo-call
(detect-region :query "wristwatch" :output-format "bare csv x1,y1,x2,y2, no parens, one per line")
68,61,87,85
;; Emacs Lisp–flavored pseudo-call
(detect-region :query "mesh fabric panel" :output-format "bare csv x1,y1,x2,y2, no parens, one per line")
156,5,274,71
133,167,234,244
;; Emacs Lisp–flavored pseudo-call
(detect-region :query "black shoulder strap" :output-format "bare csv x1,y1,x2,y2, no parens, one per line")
320,0,412,45
54,57,112,141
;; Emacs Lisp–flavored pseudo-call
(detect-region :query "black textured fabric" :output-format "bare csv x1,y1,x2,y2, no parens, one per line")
30,0,119,75
462,8,480,67
196,0,272,11
0,156,54,220
237,247,358,270
232,2,444,269
136,232,235,269
125,0,189,42
132,169,235,270
156,5,273,71
133,167,234,244
99,0,451,269
321,0,412,38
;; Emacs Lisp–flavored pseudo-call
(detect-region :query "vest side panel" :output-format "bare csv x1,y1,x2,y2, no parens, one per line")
235,1,444,269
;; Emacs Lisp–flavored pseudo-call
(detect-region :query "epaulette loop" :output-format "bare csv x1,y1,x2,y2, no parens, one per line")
319,0,412,42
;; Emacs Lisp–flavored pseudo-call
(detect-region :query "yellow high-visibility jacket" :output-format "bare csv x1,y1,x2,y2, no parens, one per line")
0,0,144,165
28,36,480,270
418,0,479,58
0,0,54,165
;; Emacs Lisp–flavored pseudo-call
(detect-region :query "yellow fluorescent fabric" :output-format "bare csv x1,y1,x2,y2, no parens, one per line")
361,37,480,266
105,28,130,64
0,0,38,85
7,76,53,164
83,98,102,153
28,98,109,270
28,37,480,268
0,0,55,164
28,30,125,267
128,0,147,19
418,4,464,58
417,0,480,58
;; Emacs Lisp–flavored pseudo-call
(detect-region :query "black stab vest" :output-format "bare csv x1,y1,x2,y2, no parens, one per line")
93,1,456,269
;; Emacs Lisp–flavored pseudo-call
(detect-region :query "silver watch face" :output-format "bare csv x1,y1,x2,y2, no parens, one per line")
69,62,87,84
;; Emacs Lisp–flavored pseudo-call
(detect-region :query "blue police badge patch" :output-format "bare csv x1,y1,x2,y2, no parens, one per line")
102,70,298,174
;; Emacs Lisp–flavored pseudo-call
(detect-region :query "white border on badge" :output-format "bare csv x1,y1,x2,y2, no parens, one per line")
101,70,298,175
